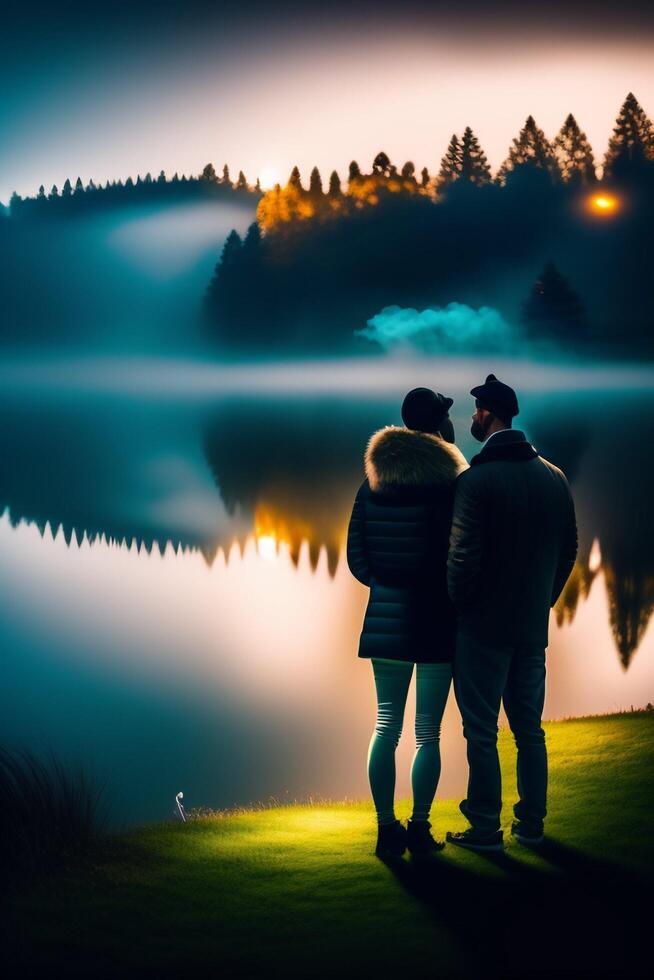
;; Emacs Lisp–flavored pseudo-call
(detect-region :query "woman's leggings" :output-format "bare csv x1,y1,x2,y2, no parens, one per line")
368,658,452,826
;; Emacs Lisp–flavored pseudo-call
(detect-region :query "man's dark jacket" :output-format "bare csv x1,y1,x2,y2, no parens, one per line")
447,429,577,646
347,426,467,663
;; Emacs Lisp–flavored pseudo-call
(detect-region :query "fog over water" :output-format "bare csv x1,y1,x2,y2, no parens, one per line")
1,200,256,353
1,355,653,826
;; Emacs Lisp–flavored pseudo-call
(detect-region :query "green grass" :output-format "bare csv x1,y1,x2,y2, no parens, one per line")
7,713,654,978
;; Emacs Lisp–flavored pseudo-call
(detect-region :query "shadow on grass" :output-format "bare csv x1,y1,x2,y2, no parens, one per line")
382,839,649,979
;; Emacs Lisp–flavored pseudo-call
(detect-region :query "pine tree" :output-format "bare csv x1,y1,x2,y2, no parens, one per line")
372,151,391,176
348,160,362,184
49,184,59,199
438,134,462,186
74,177,84,194
459,127,491,185
157,170,166,184
125,177,134,189
254,177,261,192
236,170,248,189
554,114,596,183
498,116,559,182
38,185,46,199
328,170,342,197
220,229,242,268
144,172,152,184
401,161,416,181
205,230,242,315
309,166,323,196
62,178,72,197
221,164,231,187
522,261,586,341
604,92,654,177
288,166,303,190
420,167,430,188
243,221,262,253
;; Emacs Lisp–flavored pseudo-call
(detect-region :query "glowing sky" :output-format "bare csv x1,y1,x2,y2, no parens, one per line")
1,1,654,202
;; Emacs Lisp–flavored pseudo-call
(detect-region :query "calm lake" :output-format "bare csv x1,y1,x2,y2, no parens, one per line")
1,355,653,826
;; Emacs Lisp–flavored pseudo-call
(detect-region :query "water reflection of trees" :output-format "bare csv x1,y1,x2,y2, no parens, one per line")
1,390,651,668
203,400,393,574
532,398,654,668
0,402,224,559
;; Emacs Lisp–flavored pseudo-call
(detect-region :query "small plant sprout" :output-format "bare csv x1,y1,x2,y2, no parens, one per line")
175,791,186,822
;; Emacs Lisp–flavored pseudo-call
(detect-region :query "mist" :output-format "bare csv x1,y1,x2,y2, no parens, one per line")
0,198,257,354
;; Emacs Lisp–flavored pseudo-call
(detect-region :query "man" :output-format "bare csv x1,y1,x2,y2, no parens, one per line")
446,374,577,850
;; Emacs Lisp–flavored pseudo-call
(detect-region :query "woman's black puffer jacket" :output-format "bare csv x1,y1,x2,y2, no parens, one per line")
347,426,467,663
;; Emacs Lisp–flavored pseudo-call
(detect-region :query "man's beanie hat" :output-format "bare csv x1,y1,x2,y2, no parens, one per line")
401,387,454,434
470,374,519,423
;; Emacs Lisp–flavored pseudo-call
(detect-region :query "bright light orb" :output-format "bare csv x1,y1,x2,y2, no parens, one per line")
258,168,280,190
257,534,278,560
588,193,619,215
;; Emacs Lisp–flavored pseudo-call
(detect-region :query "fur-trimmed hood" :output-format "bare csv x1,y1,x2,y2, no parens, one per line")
365,426,468,492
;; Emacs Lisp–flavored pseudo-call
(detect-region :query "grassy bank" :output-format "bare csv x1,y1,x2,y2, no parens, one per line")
7,713,654,978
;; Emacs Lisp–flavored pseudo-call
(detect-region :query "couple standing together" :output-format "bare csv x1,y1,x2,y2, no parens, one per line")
347,375,578,857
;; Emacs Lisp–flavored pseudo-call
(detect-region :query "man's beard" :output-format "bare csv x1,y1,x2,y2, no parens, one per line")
471,416,493,442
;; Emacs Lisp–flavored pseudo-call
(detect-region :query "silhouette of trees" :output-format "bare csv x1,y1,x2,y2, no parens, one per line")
522,262,586,341
372,151,391,176
204,229,243,324
201,163,217,182
288,166,303,190
604,92,654,179
204,95,654,355
328,171,342,197
460,127,491,186
309,166,323,196
554,114,596,184
348,161,362,184
6,163,262,223
438,129,491,189
3,90,653,359
497,115,560,182
438,135,462,187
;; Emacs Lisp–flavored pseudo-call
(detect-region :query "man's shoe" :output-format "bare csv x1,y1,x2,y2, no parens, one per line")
446,827,504,852
406,819,445,856
511,820,544,846
375,820,407,858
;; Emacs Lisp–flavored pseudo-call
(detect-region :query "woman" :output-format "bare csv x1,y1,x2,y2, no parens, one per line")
346,387,467,857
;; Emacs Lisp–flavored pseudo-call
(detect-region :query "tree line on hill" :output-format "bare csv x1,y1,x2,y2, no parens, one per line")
4,163,261,220
205,93,654,355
